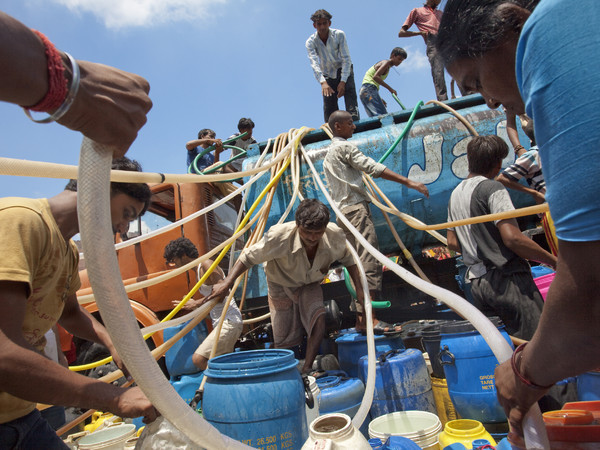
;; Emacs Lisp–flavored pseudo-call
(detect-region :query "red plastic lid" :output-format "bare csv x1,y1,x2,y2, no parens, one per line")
543,410,594,426
563,401,600,421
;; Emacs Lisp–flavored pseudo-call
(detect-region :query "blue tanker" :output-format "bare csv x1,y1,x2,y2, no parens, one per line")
240,94,534,309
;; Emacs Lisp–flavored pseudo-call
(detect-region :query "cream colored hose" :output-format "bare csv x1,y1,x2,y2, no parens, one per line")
77,137,252,449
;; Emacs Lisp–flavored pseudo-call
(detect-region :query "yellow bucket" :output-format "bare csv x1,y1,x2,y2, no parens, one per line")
431,376,458,427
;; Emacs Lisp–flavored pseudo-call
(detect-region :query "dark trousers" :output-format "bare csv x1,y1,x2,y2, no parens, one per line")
471,269,544,340
323,66,360,123
0,409,68,449
426,36,448,101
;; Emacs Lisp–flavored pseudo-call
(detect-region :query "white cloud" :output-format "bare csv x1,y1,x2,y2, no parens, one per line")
52,0,228,29
396,45,430,73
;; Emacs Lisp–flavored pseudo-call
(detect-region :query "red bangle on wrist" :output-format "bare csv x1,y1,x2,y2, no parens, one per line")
511,343,554,390
26,30,68,113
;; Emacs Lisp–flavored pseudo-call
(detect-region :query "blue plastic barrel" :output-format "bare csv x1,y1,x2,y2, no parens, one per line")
163,321,208,378
132,370,206,429
577,370,600,401
439,318,513,423
358,349,436,419
171,371,204,405
316,374,369,436
202,349,307,450
336,330,404,378
421,321,447,379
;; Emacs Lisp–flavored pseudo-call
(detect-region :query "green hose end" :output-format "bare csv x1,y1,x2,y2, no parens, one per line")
371,300,391,309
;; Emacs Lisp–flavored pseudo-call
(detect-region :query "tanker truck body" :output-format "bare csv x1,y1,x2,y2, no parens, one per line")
240,95,536,322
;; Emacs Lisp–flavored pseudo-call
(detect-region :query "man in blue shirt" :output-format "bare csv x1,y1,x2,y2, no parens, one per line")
306,9,359,123
185,128,223,173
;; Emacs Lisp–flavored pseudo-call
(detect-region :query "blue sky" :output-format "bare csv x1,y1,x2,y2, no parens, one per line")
1,0,450,199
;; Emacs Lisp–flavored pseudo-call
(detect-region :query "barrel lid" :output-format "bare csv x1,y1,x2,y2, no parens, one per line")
334,330,387,343
440,317,504,334
204,349,297,379
401,320,442,339
421,320,449,337
316,375,344,389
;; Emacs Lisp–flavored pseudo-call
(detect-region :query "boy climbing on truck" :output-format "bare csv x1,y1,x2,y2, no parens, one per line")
323,110,429,334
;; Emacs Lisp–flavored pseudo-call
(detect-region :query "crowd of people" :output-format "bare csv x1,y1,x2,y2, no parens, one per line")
188,2,456,171
1,0,599,447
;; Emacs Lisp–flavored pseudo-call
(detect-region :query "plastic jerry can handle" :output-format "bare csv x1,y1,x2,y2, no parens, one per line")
439,345,455,366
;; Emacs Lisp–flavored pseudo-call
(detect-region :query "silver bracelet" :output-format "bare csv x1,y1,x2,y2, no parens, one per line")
23,52,81,124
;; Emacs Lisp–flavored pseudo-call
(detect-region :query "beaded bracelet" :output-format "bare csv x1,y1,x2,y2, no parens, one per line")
22,31,80,124
511,343,554,390
514,145,525,152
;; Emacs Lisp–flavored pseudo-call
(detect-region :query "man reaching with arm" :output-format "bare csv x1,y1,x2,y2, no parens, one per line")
0,157,158,447
446,135,556,340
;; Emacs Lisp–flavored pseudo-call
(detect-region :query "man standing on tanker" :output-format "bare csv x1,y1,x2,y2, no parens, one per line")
205,199,367,375
398,0,448,101
306,9,360,123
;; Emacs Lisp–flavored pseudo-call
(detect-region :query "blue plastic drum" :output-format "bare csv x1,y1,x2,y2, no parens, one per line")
358,348,436,419
336,330,404,378
316,374,369,436
439,318,513,423
202,349,307,450
163,321,208,378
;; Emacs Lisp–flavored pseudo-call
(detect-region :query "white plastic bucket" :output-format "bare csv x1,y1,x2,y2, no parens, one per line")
369,410,442,450
77,423,136,450
305,375,321,429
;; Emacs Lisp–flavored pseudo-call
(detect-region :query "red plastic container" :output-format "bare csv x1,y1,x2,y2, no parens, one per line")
534,273,555,301
543,407,600,448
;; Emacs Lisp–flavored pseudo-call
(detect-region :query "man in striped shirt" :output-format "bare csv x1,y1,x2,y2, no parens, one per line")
306,9,359,123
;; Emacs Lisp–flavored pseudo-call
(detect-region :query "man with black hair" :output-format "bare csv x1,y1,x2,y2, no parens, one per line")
446,135,556,340
226,117,257,175
306,9,359,122
398,0,448,101
0,157,157,447
185,128,223,173
324,110,428,334
359,47,407,117
435,2,600,440
164,237,242,370
205,198,364,374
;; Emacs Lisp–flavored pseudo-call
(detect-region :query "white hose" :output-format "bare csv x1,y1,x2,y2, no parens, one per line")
345,243,376,430
77,137,253,450
298,145,549,449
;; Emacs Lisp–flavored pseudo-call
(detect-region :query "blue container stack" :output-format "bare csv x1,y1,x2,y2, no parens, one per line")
358,348,436,419
203,349,307,450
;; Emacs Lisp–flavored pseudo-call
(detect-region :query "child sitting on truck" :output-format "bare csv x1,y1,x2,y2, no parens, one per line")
164,238,243,370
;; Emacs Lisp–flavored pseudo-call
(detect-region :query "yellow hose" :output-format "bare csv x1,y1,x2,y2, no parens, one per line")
70,130,309,372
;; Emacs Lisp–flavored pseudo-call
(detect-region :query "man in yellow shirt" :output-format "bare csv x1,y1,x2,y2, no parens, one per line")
0,157,158,447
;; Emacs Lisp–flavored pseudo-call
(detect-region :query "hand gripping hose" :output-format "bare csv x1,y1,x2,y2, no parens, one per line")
77,137,252,450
